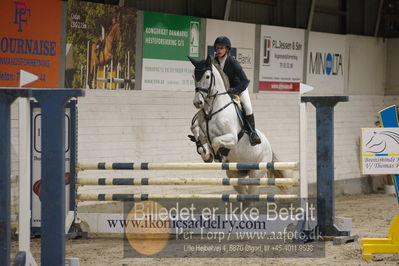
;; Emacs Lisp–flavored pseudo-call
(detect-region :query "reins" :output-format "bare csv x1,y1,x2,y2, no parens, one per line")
191,66,238,152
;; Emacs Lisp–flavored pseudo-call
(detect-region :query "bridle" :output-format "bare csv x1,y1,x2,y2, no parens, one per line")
194,67,214,97
193,65,234,150
194,66,230,115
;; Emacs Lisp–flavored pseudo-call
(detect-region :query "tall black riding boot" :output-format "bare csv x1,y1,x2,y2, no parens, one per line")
246,114,261,145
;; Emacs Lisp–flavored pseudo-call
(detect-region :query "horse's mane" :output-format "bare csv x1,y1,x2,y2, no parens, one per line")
108,23,122,41
366,130,399,153
380,130,399,144
211,63,228,92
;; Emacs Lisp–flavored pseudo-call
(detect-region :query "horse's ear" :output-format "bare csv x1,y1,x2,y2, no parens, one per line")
206,55,212,67
187,56,199,67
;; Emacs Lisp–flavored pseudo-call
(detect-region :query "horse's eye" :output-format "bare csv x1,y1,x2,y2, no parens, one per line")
206,75,210,79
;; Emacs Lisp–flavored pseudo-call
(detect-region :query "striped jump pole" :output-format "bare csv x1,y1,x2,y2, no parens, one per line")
77,193,298,202
77,177,299,186
77,162,299,171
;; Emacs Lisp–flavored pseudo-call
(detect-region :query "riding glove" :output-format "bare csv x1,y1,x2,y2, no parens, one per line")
227,88,239,95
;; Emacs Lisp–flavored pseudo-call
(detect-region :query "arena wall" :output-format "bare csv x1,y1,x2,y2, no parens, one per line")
7,91,398,226
8,37,399,226
386,38,399,95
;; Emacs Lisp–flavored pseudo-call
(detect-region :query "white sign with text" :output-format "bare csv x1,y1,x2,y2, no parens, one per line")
361,128,399,175
31,107,71,228
259,25,304,92
306,32,347,95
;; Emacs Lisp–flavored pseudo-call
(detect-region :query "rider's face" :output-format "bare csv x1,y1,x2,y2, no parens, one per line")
215,45,228,58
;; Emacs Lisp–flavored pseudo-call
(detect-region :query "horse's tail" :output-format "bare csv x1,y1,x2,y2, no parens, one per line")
269,152,294,192
268,152,290,179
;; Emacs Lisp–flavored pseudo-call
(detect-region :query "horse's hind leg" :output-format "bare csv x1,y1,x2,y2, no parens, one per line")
88,44,97,89
233,185,247,194
226,170,248,194
247,170,267,195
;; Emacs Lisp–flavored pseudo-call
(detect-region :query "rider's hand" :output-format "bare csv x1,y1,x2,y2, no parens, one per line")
227,88,237,95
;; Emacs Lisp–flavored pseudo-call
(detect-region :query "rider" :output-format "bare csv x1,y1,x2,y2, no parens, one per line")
96,25,106,58
95,17,118,58
213,36,261,145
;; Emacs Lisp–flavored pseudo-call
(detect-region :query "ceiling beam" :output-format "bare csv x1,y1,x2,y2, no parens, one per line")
236,0,276,6
307,0,316,30
315,7,346,17
224,0,232,20
374,0,384,36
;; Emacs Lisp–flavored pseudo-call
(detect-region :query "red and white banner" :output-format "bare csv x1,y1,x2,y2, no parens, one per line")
259,81,300,92
258,25,304,92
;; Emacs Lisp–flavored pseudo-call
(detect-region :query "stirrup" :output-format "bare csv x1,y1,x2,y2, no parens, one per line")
249,131,261,145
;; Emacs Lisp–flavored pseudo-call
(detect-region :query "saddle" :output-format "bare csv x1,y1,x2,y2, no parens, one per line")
231,94,242,110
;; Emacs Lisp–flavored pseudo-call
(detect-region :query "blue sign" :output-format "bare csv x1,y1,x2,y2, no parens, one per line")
379,105,399,205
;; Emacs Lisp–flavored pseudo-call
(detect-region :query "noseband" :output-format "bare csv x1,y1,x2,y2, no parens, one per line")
194,67,215,96
194,65,232,121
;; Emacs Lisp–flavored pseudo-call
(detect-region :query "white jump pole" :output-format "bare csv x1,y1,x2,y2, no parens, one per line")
127,51,130,90
19,70,38,266
86,41,90,89
299,83,313,231
110,59,113,89
77,161,299,171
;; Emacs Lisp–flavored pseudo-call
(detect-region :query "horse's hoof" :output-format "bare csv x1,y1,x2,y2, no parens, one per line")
249,132,261,145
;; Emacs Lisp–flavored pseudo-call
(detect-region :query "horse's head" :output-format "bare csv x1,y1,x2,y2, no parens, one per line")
105,22,122,57
365,130,399,154
188,55,214,109
366,132,387,154
108,22,122,42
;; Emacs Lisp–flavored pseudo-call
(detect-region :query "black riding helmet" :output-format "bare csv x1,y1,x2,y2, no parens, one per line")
214,36,231,50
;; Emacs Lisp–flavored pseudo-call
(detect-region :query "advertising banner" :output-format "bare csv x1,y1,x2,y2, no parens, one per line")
361,128,399,175
259,25,304,92
31,107,71,229
206,19,255,92
142,12,201,91
0,0,61,87
207,46,253,70
306,32,347,95
66,1,136,89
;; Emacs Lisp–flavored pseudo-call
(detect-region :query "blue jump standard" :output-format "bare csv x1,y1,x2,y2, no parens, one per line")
0,89,32,266
0,88,84,266
379,105,399,204
302,96,350,237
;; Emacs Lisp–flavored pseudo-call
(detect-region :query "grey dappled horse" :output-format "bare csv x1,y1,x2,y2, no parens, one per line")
188,55,289,194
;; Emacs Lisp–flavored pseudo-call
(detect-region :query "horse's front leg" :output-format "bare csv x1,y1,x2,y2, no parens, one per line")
199,143,214,162
212,133,237,161
190,122,214,162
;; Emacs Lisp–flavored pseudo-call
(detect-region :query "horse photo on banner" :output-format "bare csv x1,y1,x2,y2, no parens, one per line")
66,0,137,90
